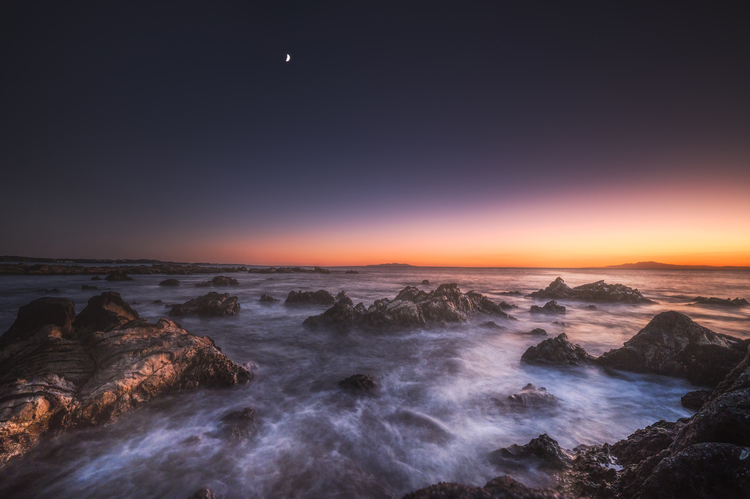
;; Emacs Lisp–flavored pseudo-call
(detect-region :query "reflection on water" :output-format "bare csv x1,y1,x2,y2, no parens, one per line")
0,268,748,497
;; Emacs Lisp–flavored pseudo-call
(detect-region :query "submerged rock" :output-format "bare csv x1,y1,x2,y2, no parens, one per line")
286,289,336,306
681,390,712,410
0,293,252,464
505,384,558,409
692,296,749,307
91,276,101,281
521,328,548,336
169,292,240,317
499,291,523,296
105,270,133,281
521,333,594,366
159,278,180,286
489,433,572,470
218,407,258,440
338,374,377,393
597,311,745,386
530,300,566,314
527,277,653,304
259,293,279,303
304,283,514,329
480,321,505,330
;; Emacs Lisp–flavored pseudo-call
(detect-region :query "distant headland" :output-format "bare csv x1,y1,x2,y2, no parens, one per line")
605,261,750,270
365,263,415,267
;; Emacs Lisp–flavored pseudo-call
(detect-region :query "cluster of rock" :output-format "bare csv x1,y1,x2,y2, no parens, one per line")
106,270,133,281
285,290,336,305
521,333,595,366
303,283,515,329
195,275,239,287
530,300,566,314
402,475,567,499
247,266,330,274
169,292,241,317
692,296,749,308
259,293,279,303
0,292,252,464
527,278,653,304
0,263,248,276
345,270,359,274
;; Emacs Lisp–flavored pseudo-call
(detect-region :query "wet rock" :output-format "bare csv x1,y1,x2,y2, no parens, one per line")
259,293,279,302
521,328,548,336
598,311,745,386
82,284,98,290
336,290,349,301
91,276,101,281
196,275,239,287
505,384,558,408
286,290,336,306
499,301,518,311
499,291,523,296
421,280,430,285
248,266,331,274
692,296,749,307
528,277,653,304
169,292,241,317
345,270,359,274
153,300,163,304
567,444,619,498
0,296,252,464
489,434,572,470
218,407,258,440
105,270,132,281
402,475,569,499
159,279,180,286
530,300,566,314
585,305,597,310
681,390,712,410
521,333,594,366
480,321,505,330
611,419,686,467
305,283,514,329
552,321,566,326
188,488,217,499
338,374,377,393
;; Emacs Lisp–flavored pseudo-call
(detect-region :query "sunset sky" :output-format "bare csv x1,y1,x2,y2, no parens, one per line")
1,2,749,267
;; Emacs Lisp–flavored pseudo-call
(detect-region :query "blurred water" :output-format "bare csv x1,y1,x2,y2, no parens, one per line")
0,267,748,498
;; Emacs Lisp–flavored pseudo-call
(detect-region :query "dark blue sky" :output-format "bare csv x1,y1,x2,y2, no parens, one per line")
1,1,749,264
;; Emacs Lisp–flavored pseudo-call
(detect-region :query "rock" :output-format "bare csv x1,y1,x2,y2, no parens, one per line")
345,270,359,274
499,301,518,311
521,333,594,366
196,275,239,287
218,407,258,440
585,305,597,310
498,291,523,296
338,374,377,393
91,276,101,281
0,296,251,464
105,270,132,281
421,280,430,285
169,292,241,317
286,290,336,306
153,300,162,304
159,279,180,286
489,434,572,470
681,390,712,410
401,475,569,499
521,328,548,336
386,409,453,444
597,311,745,386
188,488,216,499
248,266,331,274
611,419,687,467
305,283,514,329
480,321,505,330
530,300,566,314
553,321,566,326
259,293,279,302
527,277,653,303
336,290,349,301
505,384,558,408
692,296,749,307
82,284,98,290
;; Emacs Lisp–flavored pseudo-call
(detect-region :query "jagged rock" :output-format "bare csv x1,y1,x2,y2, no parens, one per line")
336,290,349,301
505,384,558,408
338,374,377,393
188,488,216,499
611,420,687,467
81,284,98,290
489,434,572,470
259,293,279,302
499,291,523,296
692,296,749,307
345,270,359,274
195,275,239,287
597,311,745,386
169,292,240,317
527,277,653,303
0,295,251,464
153,300,162,304
248,266,330,274
681,390,712,410
499,301,518,311
530,300,566,314
105,270,132,281
305,284,514,329
159,278,180,286
521,328,548,336
218,407,258,440
401,475,569,498
286,290,336,306
521,333,594,366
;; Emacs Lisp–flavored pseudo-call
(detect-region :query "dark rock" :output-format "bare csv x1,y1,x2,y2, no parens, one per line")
552,321,566,326
505,384,558,408
91,276,101,281
421,280,430,285
345,270,359,274
153,300,162,304
259,293,279,302
286,290,336,306
105,270,133,281
401,475,569,499
530,300,566,314
169,292,241,317
218,407,258,440
611,419,686,466
480,321,505,330
386,409,452,444
82,284,98,290
498,291,523,296
598,311,745,386
489,434,572,470
528,277,653,303
521,328,548,336
248,266,330,274
188,488,217,499
521,333,594,366
0,297,77,350
159,279,180,286
196,275,239,287
585,305,597,310
336,290,349,301
499,301,518,311
692,296,749,307
73,291,139,336
338,374,377,393
681,390,712,410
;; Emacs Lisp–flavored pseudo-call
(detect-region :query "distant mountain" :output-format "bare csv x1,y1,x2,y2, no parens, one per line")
366,263,415,267
606,261,750,270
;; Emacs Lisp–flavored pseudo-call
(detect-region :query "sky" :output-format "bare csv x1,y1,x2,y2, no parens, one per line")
1,1,749,266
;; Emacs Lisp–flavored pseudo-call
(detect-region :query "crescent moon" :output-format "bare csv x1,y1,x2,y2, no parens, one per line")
286,54,290,62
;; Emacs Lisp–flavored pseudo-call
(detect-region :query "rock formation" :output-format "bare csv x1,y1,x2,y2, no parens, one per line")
527,278,653,303
169,292,241,317
248,266,330,274
692,296,749,307
530,300,566,314
159,278,180,286
285,290,336,305
195,275,239,287
259,293,279,302
521,334,594,366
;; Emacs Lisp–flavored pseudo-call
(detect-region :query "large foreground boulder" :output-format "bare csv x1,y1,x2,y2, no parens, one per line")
521,334,595,366
527,278,652,303
490,434,572,471
304,283,514,329
597,311,746,386
0,293,252,464
169,292,241,317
